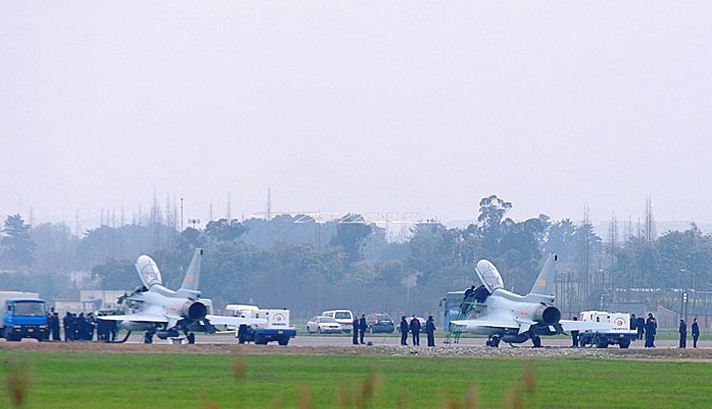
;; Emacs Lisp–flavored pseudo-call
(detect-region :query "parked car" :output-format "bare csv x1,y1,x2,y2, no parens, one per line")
306,316,343,334
366,313,395,333
321,310,354,333
396,316,426,333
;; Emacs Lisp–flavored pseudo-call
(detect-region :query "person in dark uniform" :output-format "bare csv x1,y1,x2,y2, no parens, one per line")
679,319,687,349
352,316,359,345
50,312,61,341
630,314,636,330
409,315,421,346
644,313,657,348
636,315,645,340
692,318,700,348
77,313,87,341
473,285,490,303
399,316,408,346
461,286,476,314
464,285,476,300
62,312,72,341
425,315,436,347
571,316,579,347
358,314,367,345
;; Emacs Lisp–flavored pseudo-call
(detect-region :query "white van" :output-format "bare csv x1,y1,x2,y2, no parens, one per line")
321,310,354,333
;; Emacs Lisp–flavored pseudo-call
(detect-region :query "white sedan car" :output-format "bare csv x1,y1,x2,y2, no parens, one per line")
306,316,343,334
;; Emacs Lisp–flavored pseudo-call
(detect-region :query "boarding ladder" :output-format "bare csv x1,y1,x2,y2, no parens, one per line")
444,297,478,345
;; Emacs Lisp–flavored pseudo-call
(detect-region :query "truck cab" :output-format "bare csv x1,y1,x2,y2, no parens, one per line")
1,298,49,341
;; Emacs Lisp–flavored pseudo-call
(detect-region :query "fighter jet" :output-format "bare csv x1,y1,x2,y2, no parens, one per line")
97,248,265,343
450,254,611,347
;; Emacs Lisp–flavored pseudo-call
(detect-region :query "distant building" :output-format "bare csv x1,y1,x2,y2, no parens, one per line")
53,290,125,314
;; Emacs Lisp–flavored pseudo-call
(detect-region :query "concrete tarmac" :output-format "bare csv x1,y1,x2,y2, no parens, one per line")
119,333,709,349
3,333,707,349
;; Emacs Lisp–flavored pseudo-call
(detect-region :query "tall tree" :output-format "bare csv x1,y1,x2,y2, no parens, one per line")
330,214,372,263
1,214,36,268
477,195,512,257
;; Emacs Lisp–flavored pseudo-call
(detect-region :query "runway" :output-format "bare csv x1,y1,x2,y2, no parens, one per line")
3,333,707,349
121,333,709,349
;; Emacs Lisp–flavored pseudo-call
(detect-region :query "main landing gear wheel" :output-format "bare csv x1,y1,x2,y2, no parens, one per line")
187,333,195,344
531,335,542,348
485,336,501,348
144,332,154,344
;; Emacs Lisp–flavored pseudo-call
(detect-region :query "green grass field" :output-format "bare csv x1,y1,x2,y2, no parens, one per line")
1,351,710,409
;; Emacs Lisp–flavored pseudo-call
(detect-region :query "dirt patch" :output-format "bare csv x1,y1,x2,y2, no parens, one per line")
2,341,712,362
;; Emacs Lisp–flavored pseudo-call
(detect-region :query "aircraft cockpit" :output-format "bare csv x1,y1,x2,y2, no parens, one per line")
136,255,164,288
475,260,504,294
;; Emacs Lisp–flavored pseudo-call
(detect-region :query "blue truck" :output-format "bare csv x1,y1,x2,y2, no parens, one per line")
0,291,49,342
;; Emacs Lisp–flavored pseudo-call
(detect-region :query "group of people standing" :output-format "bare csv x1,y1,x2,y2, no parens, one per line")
628,313,659,347
48,311,117,342
349,314,437,347
677,318,701,348
399,315,436,347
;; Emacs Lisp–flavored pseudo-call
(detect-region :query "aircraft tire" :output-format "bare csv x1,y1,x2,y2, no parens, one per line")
187,333,195,344
144,332,154,344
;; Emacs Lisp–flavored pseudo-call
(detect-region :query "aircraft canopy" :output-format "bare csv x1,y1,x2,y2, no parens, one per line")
475,260,504,292
135,255,163,288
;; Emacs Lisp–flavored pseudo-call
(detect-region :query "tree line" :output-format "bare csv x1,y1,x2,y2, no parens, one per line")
1,195,711,318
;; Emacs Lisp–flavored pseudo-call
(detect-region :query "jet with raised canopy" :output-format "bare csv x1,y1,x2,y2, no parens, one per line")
451,253,611,347
97,248,266,344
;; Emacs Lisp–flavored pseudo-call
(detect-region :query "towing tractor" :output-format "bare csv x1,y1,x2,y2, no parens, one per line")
226,305,297,346
578,311,638,348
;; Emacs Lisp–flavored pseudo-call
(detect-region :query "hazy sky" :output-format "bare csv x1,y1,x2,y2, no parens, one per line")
2,2,712,228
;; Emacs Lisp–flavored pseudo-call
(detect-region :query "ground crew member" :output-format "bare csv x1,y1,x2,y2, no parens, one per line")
679,319,687,348
630,314,636,330
571,316,579,347
692,318,700,348
636,315,645,340
50,312,60,341
399,316,408,346
461,286,476,314
352,316,359,345
62,312,72,341
409,315,421,346
425,315,436,347
358,314,367,345
473,285,490,303
77,313,87,340
645,313,657,348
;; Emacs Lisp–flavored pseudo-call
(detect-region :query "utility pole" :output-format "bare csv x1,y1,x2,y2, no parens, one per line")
226,193,232,221
180,197,184,232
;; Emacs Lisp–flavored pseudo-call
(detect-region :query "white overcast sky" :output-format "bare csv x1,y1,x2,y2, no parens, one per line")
1,1,711,227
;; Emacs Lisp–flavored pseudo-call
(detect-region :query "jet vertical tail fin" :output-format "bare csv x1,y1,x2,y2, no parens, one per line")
529,253,557,296
179,248,203,294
